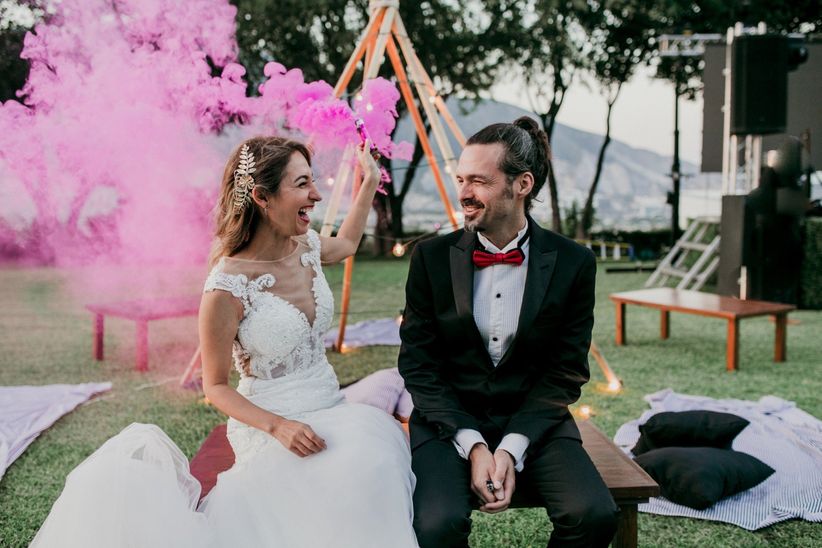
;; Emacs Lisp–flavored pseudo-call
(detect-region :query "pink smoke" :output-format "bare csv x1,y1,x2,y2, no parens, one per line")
0,0,409,269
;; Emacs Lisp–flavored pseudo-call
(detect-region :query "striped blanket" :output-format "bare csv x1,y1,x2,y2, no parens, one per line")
614,389,822,530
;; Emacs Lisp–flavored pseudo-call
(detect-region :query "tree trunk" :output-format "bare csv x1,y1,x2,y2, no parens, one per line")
543,86,565,234
373,191,391,256
389,192,404,240
577,84,621,239
389,120,428,242
538,110,563,233
545,160,561,232
529,71,567,234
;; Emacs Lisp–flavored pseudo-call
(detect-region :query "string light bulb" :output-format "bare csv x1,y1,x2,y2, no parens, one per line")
578,405,592,419
355,93,363,101
366,103,374,112
607,379,622,393
392,243,406,257
326,177,335,187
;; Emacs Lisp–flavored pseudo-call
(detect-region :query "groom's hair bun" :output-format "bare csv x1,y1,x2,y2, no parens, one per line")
466,116,551,211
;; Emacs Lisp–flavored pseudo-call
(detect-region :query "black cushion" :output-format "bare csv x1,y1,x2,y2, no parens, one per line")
632,410,750,456
635,447,774,510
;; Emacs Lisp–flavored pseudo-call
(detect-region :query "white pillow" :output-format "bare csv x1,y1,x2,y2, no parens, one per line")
341,368,406,416
395,389,413,421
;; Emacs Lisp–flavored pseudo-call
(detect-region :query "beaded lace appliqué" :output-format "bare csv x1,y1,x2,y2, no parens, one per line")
202,230,333,380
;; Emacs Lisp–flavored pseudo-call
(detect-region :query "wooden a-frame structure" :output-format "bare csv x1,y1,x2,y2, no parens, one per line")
322,0,466,350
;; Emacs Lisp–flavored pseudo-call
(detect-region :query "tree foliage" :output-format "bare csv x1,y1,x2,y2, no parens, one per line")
232,0,509,97
0,1,46,102
232,0,360,86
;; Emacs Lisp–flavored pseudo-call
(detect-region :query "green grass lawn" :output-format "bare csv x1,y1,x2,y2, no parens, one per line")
0,259,820,547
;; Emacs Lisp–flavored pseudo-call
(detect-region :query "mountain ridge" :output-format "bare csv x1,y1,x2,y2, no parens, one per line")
391,98,697,231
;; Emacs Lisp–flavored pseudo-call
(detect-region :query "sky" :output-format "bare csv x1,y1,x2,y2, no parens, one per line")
492,64,705,166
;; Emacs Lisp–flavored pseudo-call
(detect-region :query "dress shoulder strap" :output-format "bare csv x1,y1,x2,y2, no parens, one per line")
204,269,247,300
203,258,275,308
301,229,322,267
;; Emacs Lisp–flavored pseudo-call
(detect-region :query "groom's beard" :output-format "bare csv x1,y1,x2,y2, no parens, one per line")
461,199,486,232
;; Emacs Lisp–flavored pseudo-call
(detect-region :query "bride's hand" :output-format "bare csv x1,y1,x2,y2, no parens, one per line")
270,417,327,457
356,139,381,185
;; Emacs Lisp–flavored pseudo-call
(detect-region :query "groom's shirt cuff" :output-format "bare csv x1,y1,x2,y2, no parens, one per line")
452,430,529,472
453,428,487,460
497,433,529,472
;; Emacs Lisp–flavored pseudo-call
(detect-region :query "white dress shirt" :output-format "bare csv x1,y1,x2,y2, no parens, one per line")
453,222,531,471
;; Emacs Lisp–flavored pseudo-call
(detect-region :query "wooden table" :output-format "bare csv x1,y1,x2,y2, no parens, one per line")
610,288,795,372
190,420,658,548
86,296,201,371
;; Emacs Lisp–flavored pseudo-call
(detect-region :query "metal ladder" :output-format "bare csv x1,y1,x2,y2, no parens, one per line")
645,217,721,291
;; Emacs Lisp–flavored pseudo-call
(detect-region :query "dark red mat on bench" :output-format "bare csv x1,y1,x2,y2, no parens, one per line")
190,424,234,502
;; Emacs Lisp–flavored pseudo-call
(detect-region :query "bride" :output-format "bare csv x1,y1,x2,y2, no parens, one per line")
32,137,418,547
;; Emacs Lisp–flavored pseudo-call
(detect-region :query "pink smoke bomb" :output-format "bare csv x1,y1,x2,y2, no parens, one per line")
354,117,390,194
354,118,381,159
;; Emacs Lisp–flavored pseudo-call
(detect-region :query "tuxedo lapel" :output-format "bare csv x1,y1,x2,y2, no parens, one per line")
450,230,476,322
497,219,558,368
450,230,494,369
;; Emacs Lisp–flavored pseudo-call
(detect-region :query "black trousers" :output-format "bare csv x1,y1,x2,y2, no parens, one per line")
411,435,619,548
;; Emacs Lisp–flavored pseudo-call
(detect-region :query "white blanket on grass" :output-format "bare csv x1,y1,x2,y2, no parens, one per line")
0,382,112,481
614,389,822,530
324,318,401,348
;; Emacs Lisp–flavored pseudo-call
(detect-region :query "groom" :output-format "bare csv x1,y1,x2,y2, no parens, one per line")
398,117,618,547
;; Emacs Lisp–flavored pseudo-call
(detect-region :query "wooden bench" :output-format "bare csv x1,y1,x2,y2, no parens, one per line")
610,288,795,372
86,296,201,371
189,420,658,548
578,420,658,548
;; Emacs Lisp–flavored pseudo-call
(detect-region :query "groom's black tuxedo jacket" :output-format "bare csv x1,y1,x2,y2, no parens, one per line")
398,217,596,453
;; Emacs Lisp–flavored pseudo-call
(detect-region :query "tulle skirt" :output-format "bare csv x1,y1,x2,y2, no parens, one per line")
31,403,417,548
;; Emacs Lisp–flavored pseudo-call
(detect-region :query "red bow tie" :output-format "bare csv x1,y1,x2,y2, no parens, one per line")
472,248,525,268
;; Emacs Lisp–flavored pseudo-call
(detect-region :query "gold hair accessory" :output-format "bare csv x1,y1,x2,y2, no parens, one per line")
232,144,256,213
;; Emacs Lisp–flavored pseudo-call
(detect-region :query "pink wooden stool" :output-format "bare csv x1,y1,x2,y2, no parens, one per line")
86,296,201,372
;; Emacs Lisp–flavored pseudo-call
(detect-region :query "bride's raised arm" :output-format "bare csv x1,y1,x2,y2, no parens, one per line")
319,141,381,264
199,291,326,458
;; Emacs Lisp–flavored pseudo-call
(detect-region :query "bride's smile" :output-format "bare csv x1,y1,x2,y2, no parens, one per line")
257,152,322,238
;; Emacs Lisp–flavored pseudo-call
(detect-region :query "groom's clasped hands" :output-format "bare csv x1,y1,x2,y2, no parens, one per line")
469,444,516,513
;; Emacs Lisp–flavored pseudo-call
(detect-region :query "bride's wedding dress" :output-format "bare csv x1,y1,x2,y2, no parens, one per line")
32,230,417,547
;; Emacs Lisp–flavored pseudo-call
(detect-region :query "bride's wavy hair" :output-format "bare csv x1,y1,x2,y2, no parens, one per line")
209,136,312,267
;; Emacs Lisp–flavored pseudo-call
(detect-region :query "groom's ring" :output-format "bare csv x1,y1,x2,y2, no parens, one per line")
485,480,495,494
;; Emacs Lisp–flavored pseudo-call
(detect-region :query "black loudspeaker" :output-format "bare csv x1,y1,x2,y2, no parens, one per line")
731,34,788,135
718,168,803,304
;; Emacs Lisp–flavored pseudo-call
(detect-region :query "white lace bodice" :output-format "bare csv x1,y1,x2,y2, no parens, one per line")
203,230,343,452
204,230,334,380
